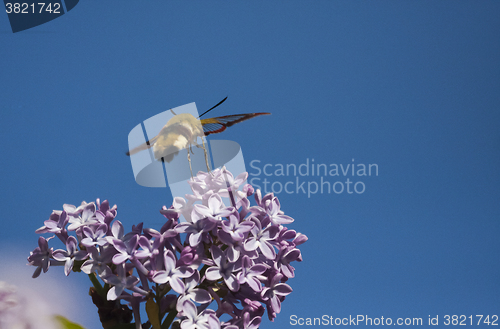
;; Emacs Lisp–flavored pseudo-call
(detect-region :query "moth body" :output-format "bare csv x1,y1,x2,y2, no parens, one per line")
126,100,270,165
152,113,204,162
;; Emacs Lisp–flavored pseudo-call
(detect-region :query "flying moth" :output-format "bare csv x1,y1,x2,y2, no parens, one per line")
126,97,270,174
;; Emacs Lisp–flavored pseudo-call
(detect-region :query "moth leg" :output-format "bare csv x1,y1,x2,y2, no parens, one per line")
201,138,212,173
187,145,193,179
192,139,212,174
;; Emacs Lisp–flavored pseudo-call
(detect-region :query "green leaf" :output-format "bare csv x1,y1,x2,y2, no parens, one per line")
146,297,162,329
54,315,86,329
107,324,137,329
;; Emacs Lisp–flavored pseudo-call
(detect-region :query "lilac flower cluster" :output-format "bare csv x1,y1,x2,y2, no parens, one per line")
28,168,307,329
0,281,59,329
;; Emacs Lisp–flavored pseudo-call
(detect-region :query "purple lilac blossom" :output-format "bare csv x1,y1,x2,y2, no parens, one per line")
28,167,307,329
0,281,59,329
52,236,88,276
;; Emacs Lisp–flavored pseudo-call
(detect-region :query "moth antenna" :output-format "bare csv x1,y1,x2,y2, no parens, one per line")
198,96,228,118
170,108,177,115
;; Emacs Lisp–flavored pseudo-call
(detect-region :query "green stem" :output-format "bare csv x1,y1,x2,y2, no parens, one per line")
199,264,209,278
161,310,178,329
88,273,105,296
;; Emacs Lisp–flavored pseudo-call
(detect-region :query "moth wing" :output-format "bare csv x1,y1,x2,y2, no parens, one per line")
201,113,270,136
126,135,159,156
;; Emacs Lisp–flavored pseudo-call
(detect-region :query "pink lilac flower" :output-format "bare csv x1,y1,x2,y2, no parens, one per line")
80,246,114,275
236,256,267,292
193,194,234,222
176,271,211,312
35,210,69,241
52,235,88,276
0,281,59,329
101,264,145,300
109,233,139,264
67,202,98,231
261,272,292,314
243,218,279,260
28,167,307,329
81,223,109,247
152,250,195,294
179,299,220,329
205,246,240,292
27,236,54,278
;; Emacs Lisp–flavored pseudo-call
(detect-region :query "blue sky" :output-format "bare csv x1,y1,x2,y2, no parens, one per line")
1,1,499,328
